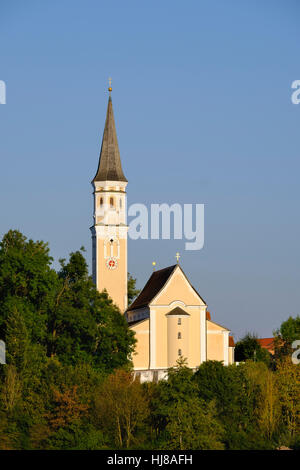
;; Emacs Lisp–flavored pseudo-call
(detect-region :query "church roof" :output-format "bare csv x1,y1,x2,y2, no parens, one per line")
127,264,206,312
93,95,127,183
128,265,177,311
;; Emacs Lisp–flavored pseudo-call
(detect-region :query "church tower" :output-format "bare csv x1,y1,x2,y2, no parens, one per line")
90,87,128,312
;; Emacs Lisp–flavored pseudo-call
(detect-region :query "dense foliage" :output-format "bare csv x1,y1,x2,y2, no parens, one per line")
0,230,299,450
127,273,140,306
234,333,271,365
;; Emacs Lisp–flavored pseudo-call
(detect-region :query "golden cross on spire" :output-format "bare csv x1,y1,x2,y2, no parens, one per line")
108,77,112,93
175,252,180,263
152,261,156,271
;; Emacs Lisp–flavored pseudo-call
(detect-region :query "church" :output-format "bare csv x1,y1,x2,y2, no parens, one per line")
91,87,235,382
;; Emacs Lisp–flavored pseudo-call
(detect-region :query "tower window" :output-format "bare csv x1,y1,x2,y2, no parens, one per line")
178,318,181,325
120,198,122,208
178,332,182,339
99,197,103,206
178,349,182,356
110,197,114,207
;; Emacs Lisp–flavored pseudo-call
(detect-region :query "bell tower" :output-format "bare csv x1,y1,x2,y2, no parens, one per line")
90,85,128,312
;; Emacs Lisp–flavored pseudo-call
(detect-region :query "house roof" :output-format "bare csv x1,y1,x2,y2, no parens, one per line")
127,264,206,312
257,338,274,351
229,335,235,347
93,95,127,183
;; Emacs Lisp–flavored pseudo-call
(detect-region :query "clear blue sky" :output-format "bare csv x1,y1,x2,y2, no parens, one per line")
1,0,299,339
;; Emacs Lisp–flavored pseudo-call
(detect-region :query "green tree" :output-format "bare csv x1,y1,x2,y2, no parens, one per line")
194,361,239,416
127,273,140,305
0,365,22,413
0,410,18,449
276,316,300,344
148,361,225,450
257,369,281,440
0,230,138,450
0,231,136,373
194,360,274,449
94,369,149,448
47,249,136,371
235,333,271,365
274,316,300,361
275,357,300,446
5,302,29,372
164,397,224,450
149,359,199,443
0,230,57,345
26,359,107,449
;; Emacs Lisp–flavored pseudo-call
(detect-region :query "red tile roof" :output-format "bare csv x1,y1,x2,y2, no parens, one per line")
229,336,235,347
257,337,274,353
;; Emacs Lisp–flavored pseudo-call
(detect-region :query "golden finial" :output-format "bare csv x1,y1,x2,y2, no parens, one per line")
152,261,156,271
175,252,180,263
108,77,112,93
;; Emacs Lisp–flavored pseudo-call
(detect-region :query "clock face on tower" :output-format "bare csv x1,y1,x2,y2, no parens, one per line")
106,257,118,270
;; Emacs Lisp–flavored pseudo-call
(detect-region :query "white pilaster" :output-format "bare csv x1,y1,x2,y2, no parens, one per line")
200,306,206,364
223,331,229,366
150,309,156,369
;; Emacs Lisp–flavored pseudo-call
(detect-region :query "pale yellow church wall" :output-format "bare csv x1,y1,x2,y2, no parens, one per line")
131,318,150,369
97,237,127,313
131,313,233,369
153,305,202,369
153,268,205,307
154,309,167,368
207,333,224,361
189,309,202,368
206,320,228,362
167,314,189,367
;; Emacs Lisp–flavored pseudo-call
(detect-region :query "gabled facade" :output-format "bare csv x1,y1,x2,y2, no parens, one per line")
127,264,235,382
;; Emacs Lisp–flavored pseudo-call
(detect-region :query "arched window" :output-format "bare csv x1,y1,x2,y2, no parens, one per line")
178,349,182,356
178,318,181,325
104,236,120,259
178,332,182,339
120,198,122,208
110,197,114,208
99,197,103,206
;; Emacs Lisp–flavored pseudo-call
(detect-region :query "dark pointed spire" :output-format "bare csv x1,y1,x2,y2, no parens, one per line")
93,95,127,183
